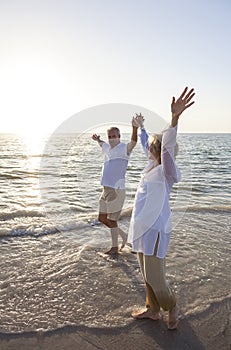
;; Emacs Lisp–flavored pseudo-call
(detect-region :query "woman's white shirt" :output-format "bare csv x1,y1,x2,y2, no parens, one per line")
128,125,181,258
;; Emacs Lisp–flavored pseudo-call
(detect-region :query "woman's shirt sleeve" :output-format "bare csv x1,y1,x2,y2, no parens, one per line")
139,127,149,158
162,125,181,186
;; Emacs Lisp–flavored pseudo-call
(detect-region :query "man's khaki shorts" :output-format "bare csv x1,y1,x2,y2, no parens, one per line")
99,186,125,221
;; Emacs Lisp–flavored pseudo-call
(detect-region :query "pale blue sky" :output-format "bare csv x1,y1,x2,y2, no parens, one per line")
0,0,230,136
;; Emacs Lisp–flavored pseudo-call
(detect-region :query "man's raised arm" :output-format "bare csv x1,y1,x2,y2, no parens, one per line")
127,117,139,155
92,134,105,147
132,113,149,157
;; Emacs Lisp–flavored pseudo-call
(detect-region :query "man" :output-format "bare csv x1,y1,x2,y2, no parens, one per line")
92,117,139,255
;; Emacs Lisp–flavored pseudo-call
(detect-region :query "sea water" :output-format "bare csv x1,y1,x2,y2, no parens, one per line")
0,132,230,333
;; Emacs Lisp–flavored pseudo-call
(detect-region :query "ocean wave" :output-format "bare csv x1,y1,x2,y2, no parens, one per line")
122,205,231,216
183,205,231,213
0,173,24,180
0,203,230,239
0,226,59,238
0,210,45,221
0,214,99,238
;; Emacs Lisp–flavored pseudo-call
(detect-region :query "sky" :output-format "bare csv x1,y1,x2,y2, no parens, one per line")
0,0,231,138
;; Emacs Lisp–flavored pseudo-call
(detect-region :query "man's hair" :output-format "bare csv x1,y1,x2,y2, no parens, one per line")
107,127,120,136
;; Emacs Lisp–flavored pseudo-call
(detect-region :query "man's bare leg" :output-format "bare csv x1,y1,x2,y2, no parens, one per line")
118,227,127,250
104,227,118,254
98,214,119,254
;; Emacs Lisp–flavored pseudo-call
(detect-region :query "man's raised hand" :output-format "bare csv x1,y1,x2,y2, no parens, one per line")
92,134,100,141
133,113,145,128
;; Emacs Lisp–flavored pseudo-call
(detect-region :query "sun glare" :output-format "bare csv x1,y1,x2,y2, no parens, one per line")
18,132,46,156
2,55,69,135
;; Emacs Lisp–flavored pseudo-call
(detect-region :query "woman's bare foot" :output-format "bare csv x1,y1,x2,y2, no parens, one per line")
132,308,162,321
168,305,179,330
104,247,118,255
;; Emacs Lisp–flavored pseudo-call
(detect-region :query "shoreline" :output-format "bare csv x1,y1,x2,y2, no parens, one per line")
0,210,230,350
0,297,230,350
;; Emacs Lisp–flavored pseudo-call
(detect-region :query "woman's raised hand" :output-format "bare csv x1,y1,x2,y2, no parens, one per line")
171,87,195,126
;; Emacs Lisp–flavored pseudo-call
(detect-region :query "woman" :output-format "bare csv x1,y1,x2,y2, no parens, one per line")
128,87,195,330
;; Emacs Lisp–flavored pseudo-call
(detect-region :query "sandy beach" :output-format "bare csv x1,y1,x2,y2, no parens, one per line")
0,244,230,350
0,285,230,350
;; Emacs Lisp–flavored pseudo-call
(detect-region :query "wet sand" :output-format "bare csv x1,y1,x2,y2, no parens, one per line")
0,245,230,350
0,296,230,350
0,212,230,350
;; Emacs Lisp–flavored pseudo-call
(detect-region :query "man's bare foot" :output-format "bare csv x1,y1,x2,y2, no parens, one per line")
120,242,132,251
120,242,126,251
104,247,118,255
119,236,127,251
168,305,179,330
132,308,161,321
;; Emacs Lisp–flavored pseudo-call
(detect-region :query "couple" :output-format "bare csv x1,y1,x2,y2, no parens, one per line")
92,87,195,330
